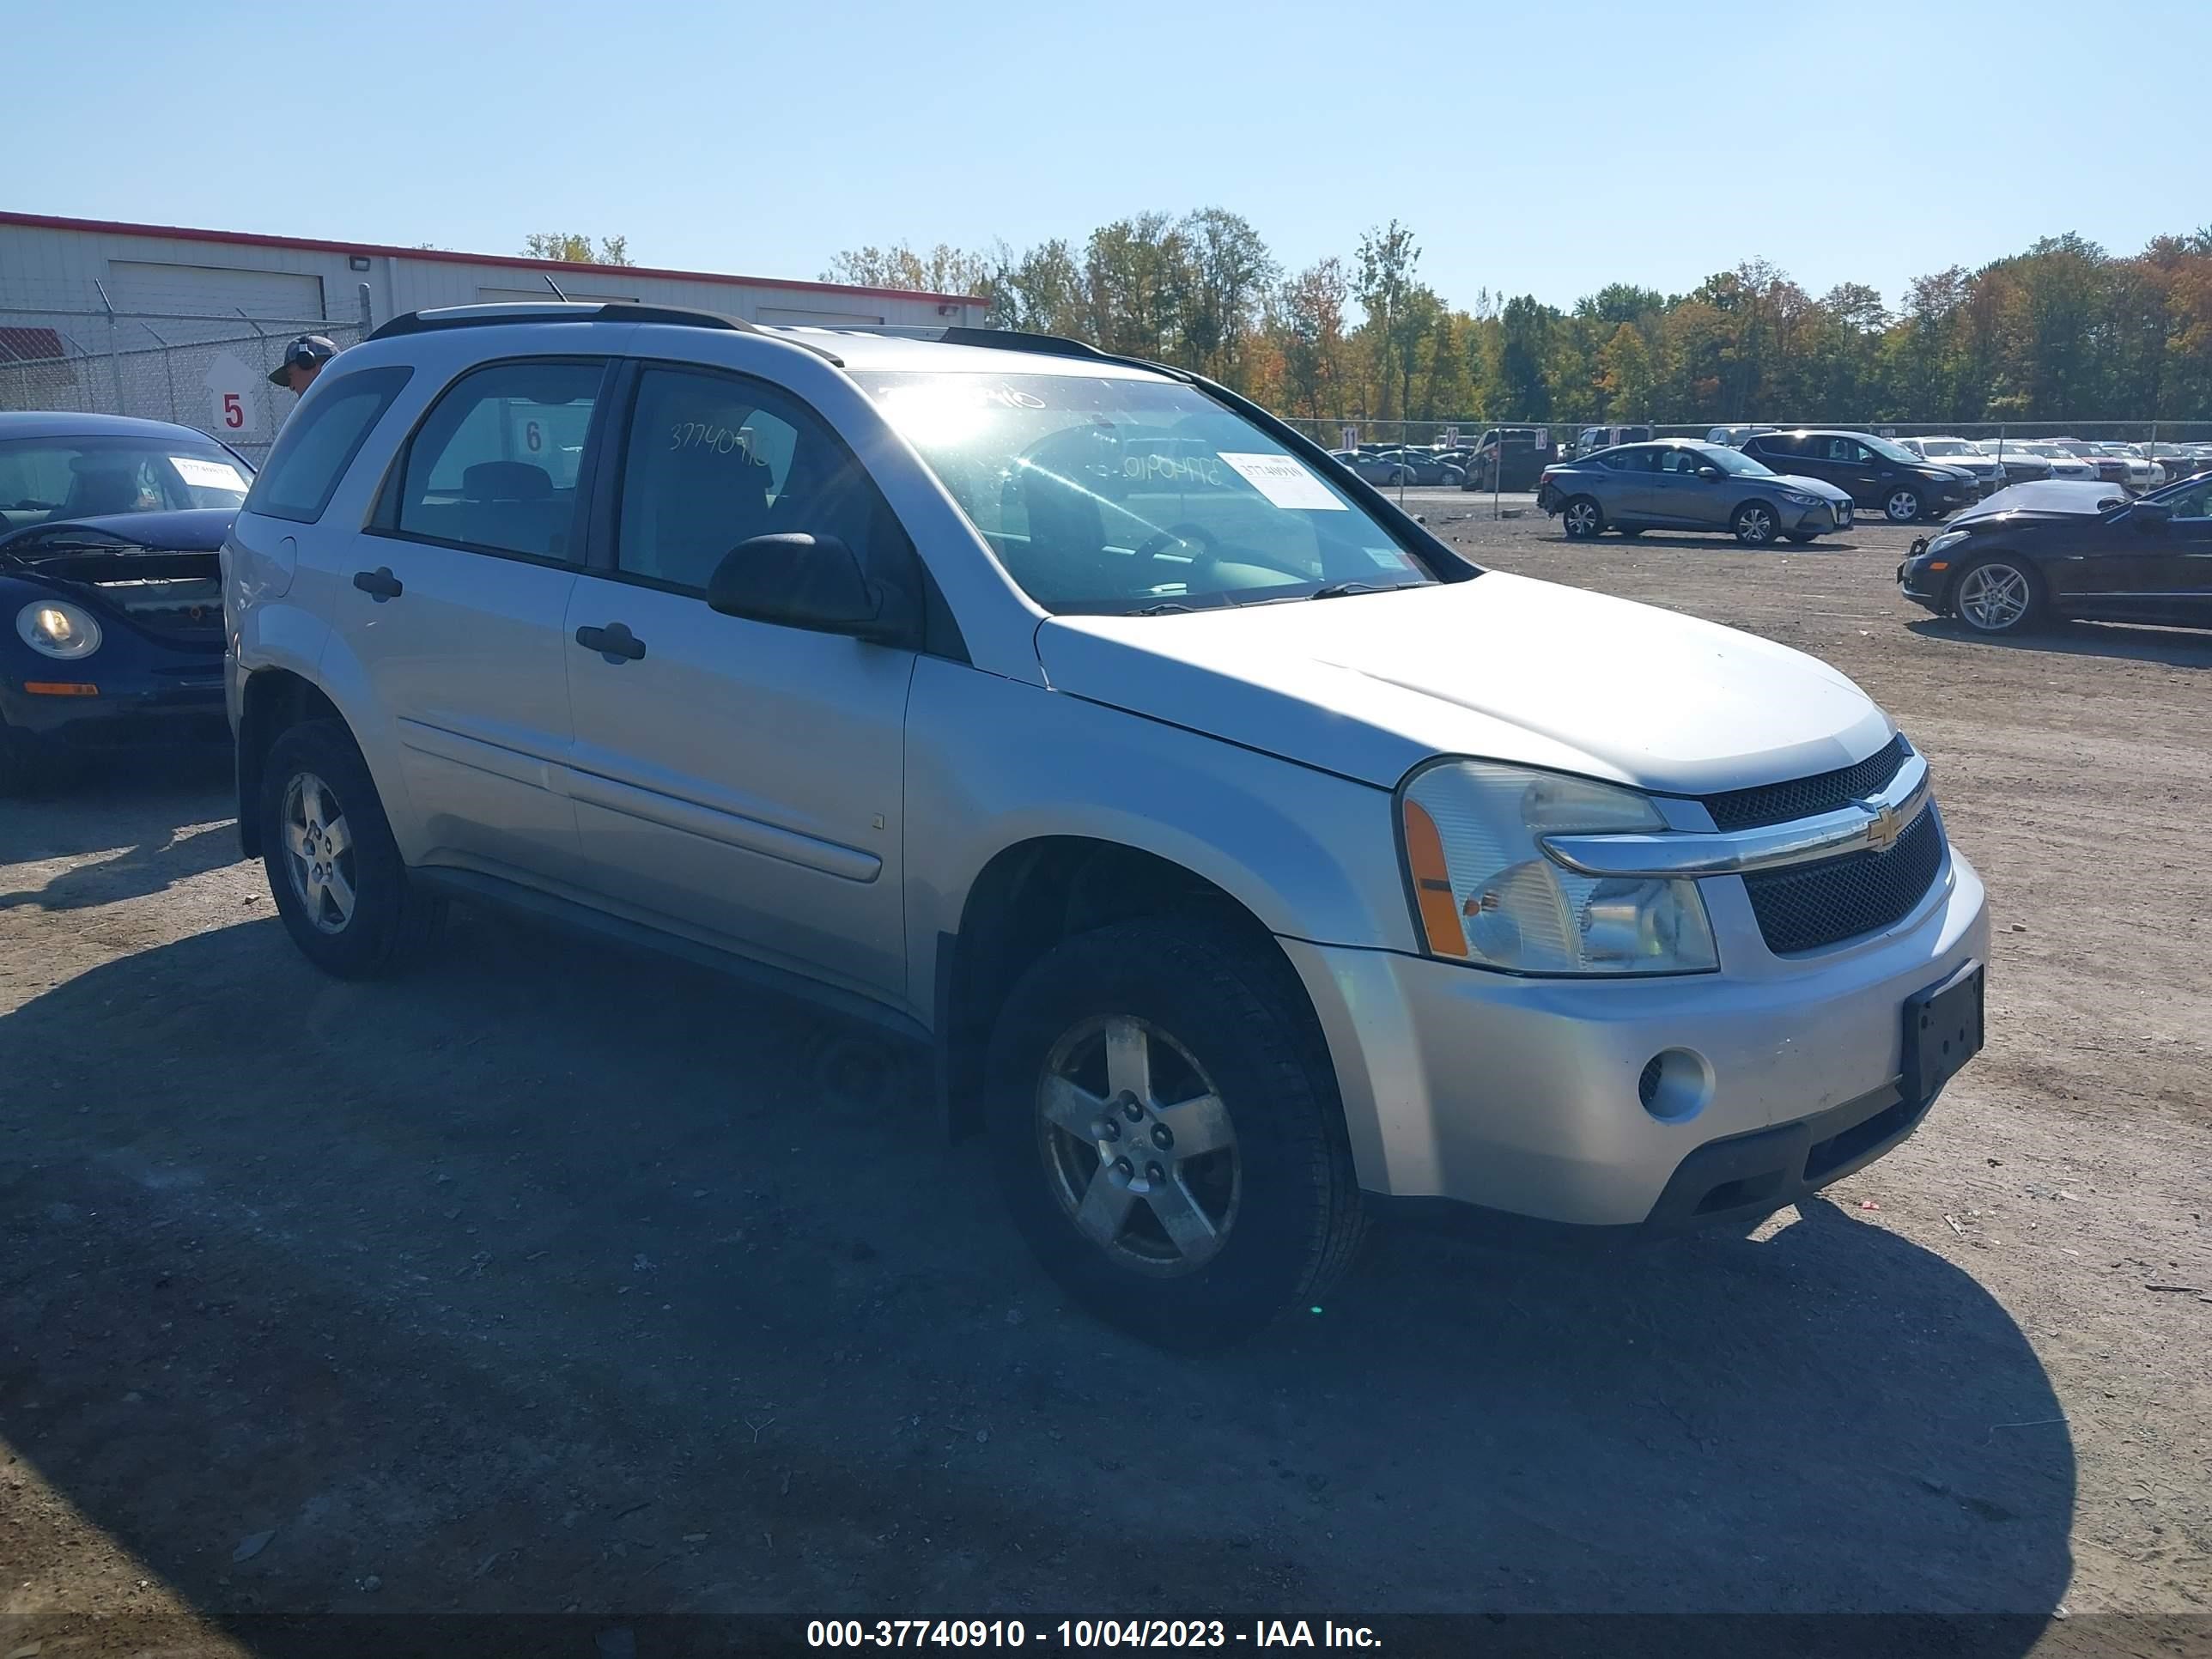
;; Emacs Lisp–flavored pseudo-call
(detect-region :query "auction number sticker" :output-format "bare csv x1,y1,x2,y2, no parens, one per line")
1216,452,1345,511
170,456,248,492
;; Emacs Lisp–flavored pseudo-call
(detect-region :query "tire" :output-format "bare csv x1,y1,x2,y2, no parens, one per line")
1950,555,2044,636
1560,495,1605,539
1784,530,1820,544
258,718,445,978
1731,501,1779,546
1884,486,1923,523
984,918,1365,1349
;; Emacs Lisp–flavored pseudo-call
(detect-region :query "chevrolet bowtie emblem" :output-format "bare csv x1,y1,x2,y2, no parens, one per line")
1862,799,1903,853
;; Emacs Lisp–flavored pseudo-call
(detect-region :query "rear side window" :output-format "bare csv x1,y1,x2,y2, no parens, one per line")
1599,447,1659,473
1747,434,1796,458
245,366,411,524
392,361,604,562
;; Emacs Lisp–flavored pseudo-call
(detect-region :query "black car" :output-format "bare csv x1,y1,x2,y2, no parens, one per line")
1741,429,1979,523
1897,475,2212,636
0,412,250,790
1462,427,1560,492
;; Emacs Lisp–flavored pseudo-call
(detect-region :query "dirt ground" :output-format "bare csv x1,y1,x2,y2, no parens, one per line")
1,509,2208,1654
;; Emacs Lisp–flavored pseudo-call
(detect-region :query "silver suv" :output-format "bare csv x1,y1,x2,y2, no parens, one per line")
224,304,1989,1346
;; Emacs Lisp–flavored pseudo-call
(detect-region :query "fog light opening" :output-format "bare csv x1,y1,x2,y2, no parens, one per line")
1638,1048,1712,1122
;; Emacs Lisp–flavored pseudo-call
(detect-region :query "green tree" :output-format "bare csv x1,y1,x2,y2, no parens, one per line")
821,242,992,295
522,233,634,265
1355,221,1425,419
1596,323,1656,418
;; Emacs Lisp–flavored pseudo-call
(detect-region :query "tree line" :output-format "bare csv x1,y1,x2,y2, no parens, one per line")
823,216,2212,424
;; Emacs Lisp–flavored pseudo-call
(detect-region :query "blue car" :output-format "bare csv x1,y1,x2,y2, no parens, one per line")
0,411,252,791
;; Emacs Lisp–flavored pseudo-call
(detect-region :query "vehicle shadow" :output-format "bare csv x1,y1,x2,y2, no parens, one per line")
1906,616,2212,667
1552,532,1872,554
0,911,2072,1642
0,752,240,908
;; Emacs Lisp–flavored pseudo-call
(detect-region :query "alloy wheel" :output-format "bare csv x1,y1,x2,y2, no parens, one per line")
1564,501,1600,537
281,769,357,934
1736,505,1775,544
1886,489,1922,522
1956,562,2033,633
1035,1014,1240,1277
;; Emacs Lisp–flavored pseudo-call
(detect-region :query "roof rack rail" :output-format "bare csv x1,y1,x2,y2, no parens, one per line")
368,301,757,343
806,323,1113,362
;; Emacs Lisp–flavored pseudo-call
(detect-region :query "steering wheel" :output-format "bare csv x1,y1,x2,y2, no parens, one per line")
1132,520,1223,587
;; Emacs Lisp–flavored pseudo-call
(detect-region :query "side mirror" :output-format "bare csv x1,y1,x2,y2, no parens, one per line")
1697,466,1723,481
2127,500,2172,533
707,533,915,645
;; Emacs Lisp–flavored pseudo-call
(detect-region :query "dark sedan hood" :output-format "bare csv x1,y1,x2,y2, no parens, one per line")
1948,481,2127,527
0,507,235,555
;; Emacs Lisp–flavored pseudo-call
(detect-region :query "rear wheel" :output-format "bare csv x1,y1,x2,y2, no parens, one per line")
259,719,445,978
1951,556,2042,635
1561,496,1605,539
1885,486,1923,523
1731,501,1779,545
986,919,1364,1348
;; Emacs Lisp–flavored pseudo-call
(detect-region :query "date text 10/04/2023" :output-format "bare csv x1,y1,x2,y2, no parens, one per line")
806,1620,1382,1649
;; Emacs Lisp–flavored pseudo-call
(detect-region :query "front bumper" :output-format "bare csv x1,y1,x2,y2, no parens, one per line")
1,658,228,753
1282,842,1988,1231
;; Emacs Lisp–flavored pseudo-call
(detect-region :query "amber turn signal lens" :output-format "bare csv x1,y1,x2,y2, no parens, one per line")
23,681,98,696
1401,798,1468,958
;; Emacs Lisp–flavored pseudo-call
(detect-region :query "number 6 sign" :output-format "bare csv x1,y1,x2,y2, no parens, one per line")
202,351,264,438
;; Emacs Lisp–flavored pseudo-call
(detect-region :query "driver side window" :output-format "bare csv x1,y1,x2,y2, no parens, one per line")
616,366,911,596
2170,483,2212,521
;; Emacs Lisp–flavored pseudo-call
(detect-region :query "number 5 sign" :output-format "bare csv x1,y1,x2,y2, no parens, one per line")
203,351,264,437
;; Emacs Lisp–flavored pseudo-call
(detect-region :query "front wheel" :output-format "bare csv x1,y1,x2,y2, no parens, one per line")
259,719,445,978
1885,487,1923,523
1561,496,1605,539
1951,556,2043,635
985,919,1364,1348
1731,501,1779,545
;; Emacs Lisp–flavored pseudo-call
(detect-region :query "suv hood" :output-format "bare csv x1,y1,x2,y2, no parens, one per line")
1036,573,1893,795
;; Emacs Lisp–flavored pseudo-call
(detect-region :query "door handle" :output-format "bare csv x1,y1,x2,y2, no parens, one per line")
574,622,647,663
352,567,403,602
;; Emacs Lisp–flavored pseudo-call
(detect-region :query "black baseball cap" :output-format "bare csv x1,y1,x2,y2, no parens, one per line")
268,334,338,386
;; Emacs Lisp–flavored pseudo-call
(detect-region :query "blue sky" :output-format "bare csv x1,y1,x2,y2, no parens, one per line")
15,0,2207,314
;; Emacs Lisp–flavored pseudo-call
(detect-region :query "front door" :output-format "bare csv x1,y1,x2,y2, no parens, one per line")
2098,480,2212,625
560,362,917,1000
1647,446,1725,527
334,356,610,885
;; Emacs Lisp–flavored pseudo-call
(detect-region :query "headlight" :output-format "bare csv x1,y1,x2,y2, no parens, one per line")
1400,762,1718,975
1780,489,1818,506
15,599,102,660
1923,530,1970,559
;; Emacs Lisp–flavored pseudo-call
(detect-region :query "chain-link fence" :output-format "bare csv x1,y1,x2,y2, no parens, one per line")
0,293,372,466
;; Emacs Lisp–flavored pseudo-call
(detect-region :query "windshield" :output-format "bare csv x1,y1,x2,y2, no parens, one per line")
1860,433,1926,465
1693,444,1774,477
0,434,251,533
851,371,1438,615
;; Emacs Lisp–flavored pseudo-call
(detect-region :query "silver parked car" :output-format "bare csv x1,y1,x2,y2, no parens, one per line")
1899,436,2006,495
225,305,1987,1346
1537,440,1856,544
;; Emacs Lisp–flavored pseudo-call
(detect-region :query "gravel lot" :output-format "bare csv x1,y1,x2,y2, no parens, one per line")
2,508,2207,1652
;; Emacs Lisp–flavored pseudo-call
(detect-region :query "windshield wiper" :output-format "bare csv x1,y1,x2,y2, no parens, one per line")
1310,580,1421,600
1128,599,1198,616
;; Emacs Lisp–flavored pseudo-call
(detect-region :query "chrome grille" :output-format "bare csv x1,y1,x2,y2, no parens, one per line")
1741,807,1946,955
1701,735,1910,831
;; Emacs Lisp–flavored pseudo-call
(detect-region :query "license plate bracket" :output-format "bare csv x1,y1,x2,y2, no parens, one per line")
1904,959,1984,1103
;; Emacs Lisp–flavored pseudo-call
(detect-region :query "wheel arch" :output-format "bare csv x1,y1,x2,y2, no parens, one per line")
936,836,1316,1142
234,666,345,857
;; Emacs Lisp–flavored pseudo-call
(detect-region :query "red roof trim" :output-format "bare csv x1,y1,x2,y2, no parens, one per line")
0,210,989,310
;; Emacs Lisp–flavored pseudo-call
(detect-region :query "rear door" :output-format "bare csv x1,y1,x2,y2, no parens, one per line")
1646,446,1726,527
1593,445,1663,520
558,360,918,999
339,356,609,885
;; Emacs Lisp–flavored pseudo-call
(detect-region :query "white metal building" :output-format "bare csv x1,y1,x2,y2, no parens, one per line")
0,210,988,332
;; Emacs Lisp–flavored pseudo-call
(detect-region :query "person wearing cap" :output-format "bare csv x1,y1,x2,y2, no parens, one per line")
269,334,338,397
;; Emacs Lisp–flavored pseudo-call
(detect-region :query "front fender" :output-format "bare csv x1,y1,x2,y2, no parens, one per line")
902,658,1416,1021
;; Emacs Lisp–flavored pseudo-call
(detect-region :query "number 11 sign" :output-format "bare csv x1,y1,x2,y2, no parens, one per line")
203,352,264,438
